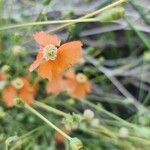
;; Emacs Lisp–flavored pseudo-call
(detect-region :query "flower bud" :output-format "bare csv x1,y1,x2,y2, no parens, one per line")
76,73,87,83
11,78,24,89
144,51,150,61
91,118,100,128
12,45,25,56
118,127,129,138
99,6,125,22
70,138,83,150
83,109,94,121
1,65,10,73
0,80,7,91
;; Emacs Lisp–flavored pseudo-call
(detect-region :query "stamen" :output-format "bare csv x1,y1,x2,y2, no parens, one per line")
76,73,87,83
43,44,58,61
11,78,24,89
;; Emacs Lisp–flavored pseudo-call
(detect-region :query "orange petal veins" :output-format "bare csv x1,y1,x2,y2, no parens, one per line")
34,32,61,47
29,48,43,72
46,77,65,95
57,41,83,70
2,85,17,107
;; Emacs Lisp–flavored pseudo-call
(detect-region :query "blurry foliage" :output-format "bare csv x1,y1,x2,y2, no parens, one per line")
0,0,150,150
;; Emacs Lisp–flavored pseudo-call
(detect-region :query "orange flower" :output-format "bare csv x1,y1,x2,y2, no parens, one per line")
2,77,37,107
29,32,83,81
54,129,71,144
46,77,65,95
64,71,91,99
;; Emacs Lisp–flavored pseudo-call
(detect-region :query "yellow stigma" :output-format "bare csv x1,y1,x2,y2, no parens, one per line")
11,78,24,89
43,44,58,61
76,73,87,83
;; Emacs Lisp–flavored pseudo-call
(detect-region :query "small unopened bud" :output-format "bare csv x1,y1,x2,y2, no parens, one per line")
67,99,75,105
91,118,100,128
86,47,96,55
1,65,10,73
83,109,94,120
11,78,24,89
118,127,129,138
70,138,83,150
15,97,24,108
99,6,125,22
0,81,7,91
76,73,87,83
98,57,105,65
12,45,25,56
144,51,150,61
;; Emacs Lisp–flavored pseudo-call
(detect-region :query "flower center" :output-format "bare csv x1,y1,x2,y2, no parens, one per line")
43,44,58,61
11,78,24,89
76,73,87,83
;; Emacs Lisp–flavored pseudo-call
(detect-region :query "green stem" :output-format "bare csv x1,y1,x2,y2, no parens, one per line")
5,143,8,150
34,101,68,117
47,0,127,33
25,104,72,141
0,18,100,31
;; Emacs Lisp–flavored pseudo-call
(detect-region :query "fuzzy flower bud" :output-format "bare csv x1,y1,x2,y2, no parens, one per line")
76,73,87,83
118,127,129,138
11,78,24,89
1,65,10,73
0,80,7,91
91,118,100,128
70,138,83,150
83,109,94,121
144,51,150,61
12,45,25,56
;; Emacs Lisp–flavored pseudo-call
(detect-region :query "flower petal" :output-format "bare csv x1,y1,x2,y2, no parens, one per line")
19,78,34,105
29,48,43,72
70,84,87,99
38,61,53,81
85,81,91,93
57,41,83,69
46,77,65,95
38,60,65,81
2,85,17,107
34,32,61,47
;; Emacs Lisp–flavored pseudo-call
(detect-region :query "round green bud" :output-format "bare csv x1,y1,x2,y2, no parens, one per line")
1,65,10,73
70,138,83,150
